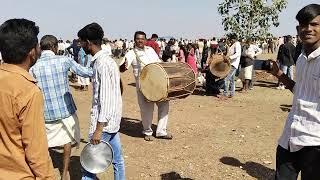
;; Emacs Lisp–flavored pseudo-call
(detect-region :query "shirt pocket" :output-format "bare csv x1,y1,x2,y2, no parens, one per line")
312,74,320,99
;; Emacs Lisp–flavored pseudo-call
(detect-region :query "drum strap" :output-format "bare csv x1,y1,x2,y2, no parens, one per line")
133,48,146,66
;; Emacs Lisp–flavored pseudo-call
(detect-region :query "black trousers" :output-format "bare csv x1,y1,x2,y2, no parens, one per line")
275,145,320,180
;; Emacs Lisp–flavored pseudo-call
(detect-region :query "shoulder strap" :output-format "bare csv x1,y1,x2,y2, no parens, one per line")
133,48,146,66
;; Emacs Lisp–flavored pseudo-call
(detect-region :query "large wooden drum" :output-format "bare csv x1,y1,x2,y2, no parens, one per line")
139,62,196,102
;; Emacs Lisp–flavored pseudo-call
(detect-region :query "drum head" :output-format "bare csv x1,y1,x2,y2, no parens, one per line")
80,141,113,174
209,54,231,78
139,63,168,101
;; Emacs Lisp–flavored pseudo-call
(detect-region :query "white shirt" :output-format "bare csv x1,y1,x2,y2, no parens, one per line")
101,43,112,56
243,44,262,59
228,41,242,69
58,43,64,51
211,40,218,45
89,50,122,134
116,40,123,49
198,41,204,53
64,42,70,49
128,41,134,49
123,46,160,85
278,46,320,152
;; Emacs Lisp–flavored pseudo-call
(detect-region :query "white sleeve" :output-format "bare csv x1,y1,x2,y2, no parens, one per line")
254,45,262,56
147,48,161,62
123,51,136,69
97,62,120,123
229,43,242,60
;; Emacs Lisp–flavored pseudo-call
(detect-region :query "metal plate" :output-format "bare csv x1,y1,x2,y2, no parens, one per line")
80,141,113,174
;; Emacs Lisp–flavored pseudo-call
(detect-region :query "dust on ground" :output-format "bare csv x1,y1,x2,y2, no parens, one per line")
51,53,293,180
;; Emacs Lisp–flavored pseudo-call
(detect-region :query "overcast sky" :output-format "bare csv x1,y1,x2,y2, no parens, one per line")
0,0,319,40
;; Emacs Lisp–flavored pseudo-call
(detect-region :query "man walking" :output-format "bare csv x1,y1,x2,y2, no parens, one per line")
121,31,173,141
30,35,93,180
78,23,125,180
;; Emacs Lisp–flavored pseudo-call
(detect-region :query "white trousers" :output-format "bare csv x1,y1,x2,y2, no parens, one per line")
136,90,169,136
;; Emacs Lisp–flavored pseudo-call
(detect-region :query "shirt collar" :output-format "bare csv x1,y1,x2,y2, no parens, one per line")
39,50,55,60
0,63,36,83
41,50,55,56
302,46,320,62
92,49,107,62
134,46,147,51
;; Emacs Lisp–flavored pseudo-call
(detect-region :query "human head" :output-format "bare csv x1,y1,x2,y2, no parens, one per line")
134,31,146,49
296,4,320,50
286,35,293,43
246,38,253,45
40,35,58,54
78,22,104,55
151,34,158,40
102,38,107,44
0,18,40,68
229,33,238,44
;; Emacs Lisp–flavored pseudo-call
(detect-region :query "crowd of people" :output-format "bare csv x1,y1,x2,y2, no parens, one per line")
0,3,319,180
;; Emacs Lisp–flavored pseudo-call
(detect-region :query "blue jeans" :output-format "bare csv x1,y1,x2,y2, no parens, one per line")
281,65,294,80
82,132,125,180
224,66,237,96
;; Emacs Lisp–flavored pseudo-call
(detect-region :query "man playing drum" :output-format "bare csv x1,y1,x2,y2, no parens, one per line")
120,31,173,141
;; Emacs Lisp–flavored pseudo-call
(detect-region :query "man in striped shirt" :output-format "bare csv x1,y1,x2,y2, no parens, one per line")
78,23,125,180
270,4,320,180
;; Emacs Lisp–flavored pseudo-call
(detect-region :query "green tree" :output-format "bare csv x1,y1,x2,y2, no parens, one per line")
218,0,287,40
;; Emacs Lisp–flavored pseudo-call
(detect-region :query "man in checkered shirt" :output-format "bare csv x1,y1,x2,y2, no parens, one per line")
30,34,93,180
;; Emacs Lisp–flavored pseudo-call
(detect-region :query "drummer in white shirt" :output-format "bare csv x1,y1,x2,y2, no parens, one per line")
120,31,173,141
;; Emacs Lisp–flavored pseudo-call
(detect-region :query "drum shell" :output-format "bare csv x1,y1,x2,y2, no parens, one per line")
139,62,196,102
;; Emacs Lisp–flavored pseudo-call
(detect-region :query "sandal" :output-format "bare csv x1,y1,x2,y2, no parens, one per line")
156,134,173,140
144,135,154,141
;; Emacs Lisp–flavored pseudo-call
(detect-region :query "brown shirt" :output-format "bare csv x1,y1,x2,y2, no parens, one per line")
0,63,55,180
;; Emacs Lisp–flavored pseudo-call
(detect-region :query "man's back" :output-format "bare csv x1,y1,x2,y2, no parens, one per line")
31,51,77,121
0,63,55,179
282,42,296,66
30,50,92,121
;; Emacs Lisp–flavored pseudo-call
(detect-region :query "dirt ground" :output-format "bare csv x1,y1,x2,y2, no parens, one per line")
51,53,295,180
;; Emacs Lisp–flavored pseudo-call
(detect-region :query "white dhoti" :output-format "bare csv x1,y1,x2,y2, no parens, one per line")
136,89,169,136
240,65,253,80
45,113,80,148
78,76,90,86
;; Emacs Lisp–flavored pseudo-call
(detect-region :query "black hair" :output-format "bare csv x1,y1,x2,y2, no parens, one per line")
229,33,238,40
77,23,104,45
40,35,58,50
286,35,292,41
0,18,39,64
151,34,158,39
296,4,320,25
134,31,146,40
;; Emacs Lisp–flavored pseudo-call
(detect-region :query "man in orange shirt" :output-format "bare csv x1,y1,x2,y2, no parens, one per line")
0,19,55,179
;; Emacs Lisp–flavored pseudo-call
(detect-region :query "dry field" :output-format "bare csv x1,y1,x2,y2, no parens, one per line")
51,53,295,180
